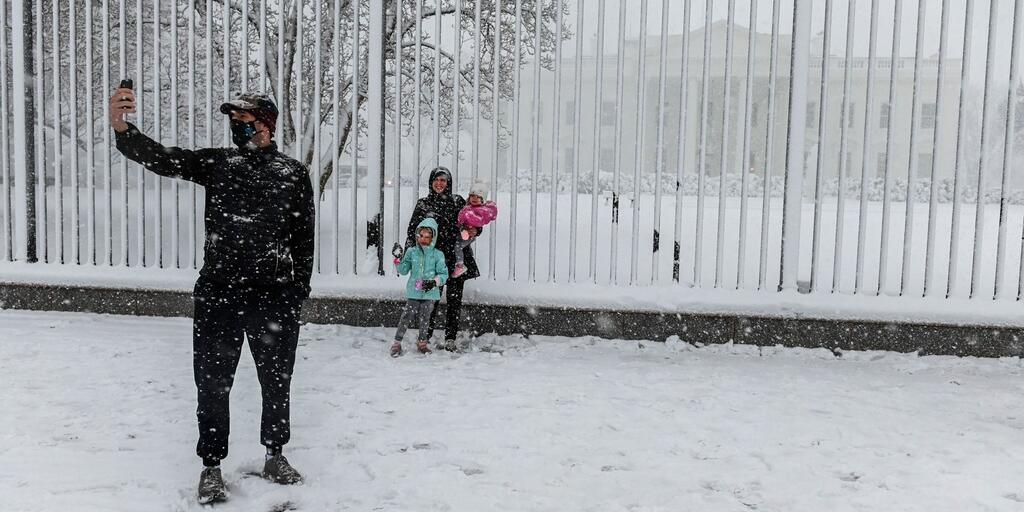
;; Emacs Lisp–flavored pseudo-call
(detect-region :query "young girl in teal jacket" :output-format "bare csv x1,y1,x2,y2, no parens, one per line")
391,217,449,356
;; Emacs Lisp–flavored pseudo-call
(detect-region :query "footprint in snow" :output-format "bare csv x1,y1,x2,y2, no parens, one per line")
838,471,862,482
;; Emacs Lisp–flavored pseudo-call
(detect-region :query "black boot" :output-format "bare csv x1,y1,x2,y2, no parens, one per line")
197,466,228,504
263,454,303,485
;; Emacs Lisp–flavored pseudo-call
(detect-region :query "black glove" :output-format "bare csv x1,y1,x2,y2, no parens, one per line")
420,279,437,292
391,242,404,260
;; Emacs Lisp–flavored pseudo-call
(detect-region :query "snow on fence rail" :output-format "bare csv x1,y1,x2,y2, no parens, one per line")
2,0,1024,301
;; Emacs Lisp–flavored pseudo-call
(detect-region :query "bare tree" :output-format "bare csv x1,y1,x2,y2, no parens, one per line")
31,0,568,191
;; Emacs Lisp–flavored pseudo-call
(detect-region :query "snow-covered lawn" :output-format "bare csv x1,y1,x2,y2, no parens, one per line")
2,309,1023,511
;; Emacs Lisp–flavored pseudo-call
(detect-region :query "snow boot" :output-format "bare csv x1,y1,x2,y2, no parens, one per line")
416,340,432,354
262,454,303,485
197,466,228,504
390,341,403,358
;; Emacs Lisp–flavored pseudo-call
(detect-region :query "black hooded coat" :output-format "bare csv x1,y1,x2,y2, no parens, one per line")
404,167,480,282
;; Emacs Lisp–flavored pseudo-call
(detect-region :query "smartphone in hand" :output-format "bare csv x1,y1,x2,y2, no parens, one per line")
118,79,133,113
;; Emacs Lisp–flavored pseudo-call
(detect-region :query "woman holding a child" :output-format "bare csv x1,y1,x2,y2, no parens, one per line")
393,166,497,354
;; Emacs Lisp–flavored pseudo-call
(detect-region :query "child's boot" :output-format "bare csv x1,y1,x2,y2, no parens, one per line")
416,340,432,354
390,341,403,357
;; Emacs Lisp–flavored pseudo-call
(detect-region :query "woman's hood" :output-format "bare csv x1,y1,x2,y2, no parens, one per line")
427,167,453,197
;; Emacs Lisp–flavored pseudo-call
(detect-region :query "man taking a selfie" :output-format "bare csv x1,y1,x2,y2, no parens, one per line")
109,85,315,504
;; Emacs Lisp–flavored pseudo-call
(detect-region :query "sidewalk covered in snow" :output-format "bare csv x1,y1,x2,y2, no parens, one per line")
2,309,1023,511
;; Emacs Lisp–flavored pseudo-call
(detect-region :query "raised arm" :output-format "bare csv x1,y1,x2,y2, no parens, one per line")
110,87,216,185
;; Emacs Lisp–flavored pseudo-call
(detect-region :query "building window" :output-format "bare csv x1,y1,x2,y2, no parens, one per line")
599,147,615,171
880,102,890,129
922,103,937,129
877,152,887,175
848,102,857,128
807,102,818,129
601,101,615,126
918,153,933,177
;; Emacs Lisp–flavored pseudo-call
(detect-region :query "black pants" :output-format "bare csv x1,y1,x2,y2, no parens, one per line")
192,277,303,465
427,278,465,342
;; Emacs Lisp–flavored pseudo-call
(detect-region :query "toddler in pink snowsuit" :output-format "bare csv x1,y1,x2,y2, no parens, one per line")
453,180,498,278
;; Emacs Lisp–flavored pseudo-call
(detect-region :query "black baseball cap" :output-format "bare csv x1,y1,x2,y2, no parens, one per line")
219,92,278,116
220,92,279,133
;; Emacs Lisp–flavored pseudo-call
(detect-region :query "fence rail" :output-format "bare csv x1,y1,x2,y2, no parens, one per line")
2,0,1024,301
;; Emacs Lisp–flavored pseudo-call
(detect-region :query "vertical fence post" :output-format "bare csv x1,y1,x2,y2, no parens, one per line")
970,0,1001,299
810,0,835,293
780,0,812,292
368,0,386,275
715,0,735,289
695,0,713,287
589,0,607,283
880,0,905,295
761,0,782,290
947,0,976,298
924,0,952,297
995,0,1024,300
629,0,649,286
3,0,13,263
855,0,880,294
672,0,691,284
489,0,501,281
452,0,462,185
899,0,930,296
349,0,360,273
311,0,321,274
508,0,522,282
737,0,759,290
12,0,35,262
332,0,341,275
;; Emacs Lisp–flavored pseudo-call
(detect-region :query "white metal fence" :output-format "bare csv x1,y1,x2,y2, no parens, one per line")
3,0,1024,300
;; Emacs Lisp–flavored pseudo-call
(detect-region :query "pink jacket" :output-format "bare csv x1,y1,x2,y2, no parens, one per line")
458,201,498,228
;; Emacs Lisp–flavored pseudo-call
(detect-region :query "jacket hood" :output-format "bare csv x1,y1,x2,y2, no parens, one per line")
415,217,440,248
427,167,453,197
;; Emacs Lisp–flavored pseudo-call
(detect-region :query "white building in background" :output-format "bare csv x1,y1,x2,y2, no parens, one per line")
512,20,979,195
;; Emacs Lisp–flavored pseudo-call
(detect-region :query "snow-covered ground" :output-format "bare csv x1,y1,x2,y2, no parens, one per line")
2,309,1023,511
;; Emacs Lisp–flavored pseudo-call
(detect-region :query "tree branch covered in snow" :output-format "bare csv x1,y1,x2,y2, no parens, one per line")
30,0,569,196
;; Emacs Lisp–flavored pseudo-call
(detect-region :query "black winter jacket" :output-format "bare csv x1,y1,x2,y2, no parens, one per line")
405,168,480,282
115,123,315,296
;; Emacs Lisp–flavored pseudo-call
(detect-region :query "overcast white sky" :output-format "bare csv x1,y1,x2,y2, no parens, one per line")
428,1,1017,84
560,0,1016,80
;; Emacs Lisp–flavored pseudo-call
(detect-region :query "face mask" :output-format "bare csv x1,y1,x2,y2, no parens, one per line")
230,119,259,148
